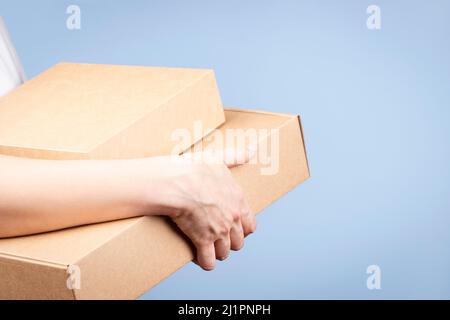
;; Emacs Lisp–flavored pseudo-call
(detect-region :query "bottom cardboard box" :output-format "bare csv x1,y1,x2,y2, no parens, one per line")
0,108,310,299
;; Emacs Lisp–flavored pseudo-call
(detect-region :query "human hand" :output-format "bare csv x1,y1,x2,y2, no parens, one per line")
144,147,257,270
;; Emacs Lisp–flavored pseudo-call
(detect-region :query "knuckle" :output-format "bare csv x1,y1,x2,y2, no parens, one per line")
211,223,230,238
219,226,229,237
208,227,220,239
231,210,241,222
195,238,211,248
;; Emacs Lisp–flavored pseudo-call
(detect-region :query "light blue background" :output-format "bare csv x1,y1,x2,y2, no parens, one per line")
1,0,449,299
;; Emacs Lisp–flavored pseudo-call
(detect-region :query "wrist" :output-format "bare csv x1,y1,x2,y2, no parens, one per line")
126,157,182,217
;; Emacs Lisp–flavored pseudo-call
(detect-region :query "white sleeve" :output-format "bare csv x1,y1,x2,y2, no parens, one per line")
0,16,26,97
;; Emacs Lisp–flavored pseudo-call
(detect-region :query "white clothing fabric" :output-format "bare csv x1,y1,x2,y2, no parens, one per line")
0,17,25,97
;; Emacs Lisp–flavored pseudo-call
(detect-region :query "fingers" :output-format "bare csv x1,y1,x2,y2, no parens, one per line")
196,242,216,271
195,216,255,270
171,147,258,272
182,144,257,169
236,186,256,237
230,221,244,251
222,145,257,168
241,211,257,236
196,145,257,168
193,217,256,271
215,236,231,261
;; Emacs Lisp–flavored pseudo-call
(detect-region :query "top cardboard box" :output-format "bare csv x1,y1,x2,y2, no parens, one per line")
0,62,225,159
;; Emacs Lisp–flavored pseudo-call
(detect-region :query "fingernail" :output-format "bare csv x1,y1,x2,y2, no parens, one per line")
203,265,215,271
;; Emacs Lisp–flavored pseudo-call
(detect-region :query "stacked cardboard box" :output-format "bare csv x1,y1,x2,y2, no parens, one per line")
0,63,309,299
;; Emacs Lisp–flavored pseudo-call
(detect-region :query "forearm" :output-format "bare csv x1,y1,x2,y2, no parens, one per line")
0,155,162,237
0,149,257,270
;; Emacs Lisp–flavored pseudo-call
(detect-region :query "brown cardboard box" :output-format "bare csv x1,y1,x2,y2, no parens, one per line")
0,62,225,159
0,109,309,299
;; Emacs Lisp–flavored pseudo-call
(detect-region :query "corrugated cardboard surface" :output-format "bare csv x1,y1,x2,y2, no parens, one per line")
0,257,72,300
0,62,225,159
0,109,309,299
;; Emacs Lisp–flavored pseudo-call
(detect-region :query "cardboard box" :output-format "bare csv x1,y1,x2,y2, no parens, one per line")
0,62,225,159
0,109,309,299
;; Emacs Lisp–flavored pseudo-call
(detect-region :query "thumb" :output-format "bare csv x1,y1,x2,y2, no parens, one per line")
221,145,257,168
181,145,257,167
